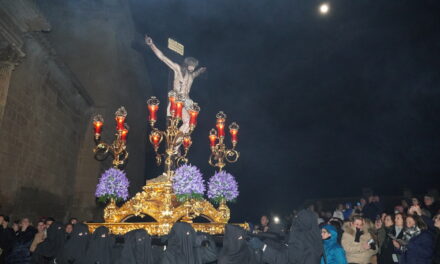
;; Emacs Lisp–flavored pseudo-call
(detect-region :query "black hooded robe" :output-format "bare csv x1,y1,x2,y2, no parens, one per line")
85,226,114,264
160,222,202,264
33,222,66,264
117,229,153,264
59,223,90,264
196,232,218,264
217,224,259,264
263,209,323,264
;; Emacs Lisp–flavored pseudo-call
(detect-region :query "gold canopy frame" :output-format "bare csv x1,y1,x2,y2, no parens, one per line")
87,174,249,236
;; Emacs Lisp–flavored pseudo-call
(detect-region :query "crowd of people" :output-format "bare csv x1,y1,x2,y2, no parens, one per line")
0,193,438,264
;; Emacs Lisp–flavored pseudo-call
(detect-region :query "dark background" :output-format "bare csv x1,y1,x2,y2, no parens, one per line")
128,0,440,222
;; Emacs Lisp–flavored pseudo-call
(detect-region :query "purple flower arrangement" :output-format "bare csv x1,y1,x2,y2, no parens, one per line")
207,171,239,204
95,168,130,203
173,164,206,202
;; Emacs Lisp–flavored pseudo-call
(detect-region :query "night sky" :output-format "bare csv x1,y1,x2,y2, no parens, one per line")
128,0,440,221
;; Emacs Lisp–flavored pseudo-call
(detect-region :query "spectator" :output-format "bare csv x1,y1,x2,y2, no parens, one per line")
65,223,73,241
11,220,20,236
362,195,382,221
433,214,440,264
394,213,405,238
380,213,387,223
6,218,36,264
341,215,378,264
360,198,367,209
411,197,420,207
394,205,404,214
320,224,347,264
374,195,385,216
30,220,46,253
401,199,410,211
374,217,384,248
44,217,55,228
328,218,344,244
255,215,270,233
392,214,434,264
0,215,14,264
424,195,439,218
343,203,354,221
69,218,78,225
333,204,344,221
354,201,363,215
378,214,396,264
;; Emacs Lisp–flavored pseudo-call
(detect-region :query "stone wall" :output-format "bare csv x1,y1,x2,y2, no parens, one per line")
0,0,152,222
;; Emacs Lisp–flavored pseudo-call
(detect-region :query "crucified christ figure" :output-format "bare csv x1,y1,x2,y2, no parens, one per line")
145,35,206,134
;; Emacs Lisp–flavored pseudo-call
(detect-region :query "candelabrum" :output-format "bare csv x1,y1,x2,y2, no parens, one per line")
147,91,200,178
209,111,240,171
92,107,129,168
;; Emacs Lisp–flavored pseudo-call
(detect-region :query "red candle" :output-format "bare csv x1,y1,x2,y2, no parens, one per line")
116,116,125,131
216,122,225,138
175,101,184,119
209,129,217,147
115,107,127,131
168,91,177,116
148,105,158,121
188,103,200,127
183,136,192,148
93,115,104,135
94,121,103,133
215,111,226,138
229,122,239,143
189,110,199,126
121,128,129,141
150,132,161,146
147,97,160,122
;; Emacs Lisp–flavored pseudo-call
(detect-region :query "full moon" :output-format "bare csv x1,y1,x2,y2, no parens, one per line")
319,3,330,14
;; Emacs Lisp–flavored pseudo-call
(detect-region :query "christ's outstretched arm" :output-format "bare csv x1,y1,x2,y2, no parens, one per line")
193,67,207,78
145,35,180,72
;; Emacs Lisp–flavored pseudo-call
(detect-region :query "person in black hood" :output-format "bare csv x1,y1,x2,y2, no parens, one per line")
160,222,201,264
117,228,153,264
196,232,218,264
251,209,323,264
85,226,114,264
59,223,90,264
33,222,66,264
218,224,258,264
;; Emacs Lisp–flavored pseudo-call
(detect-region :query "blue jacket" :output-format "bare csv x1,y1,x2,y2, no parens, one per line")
320,225,347,264
400,230,434,264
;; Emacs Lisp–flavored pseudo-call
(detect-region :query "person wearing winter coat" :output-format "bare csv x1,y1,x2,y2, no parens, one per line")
433,213,440,264
341,215,377,264
320,225,347,264
392,213,434,264
6,218,36,264
377,214,402,264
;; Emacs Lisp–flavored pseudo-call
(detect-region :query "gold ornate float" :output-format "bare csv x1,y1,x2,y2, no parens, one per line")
87,174,248,235
87,95,246,235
